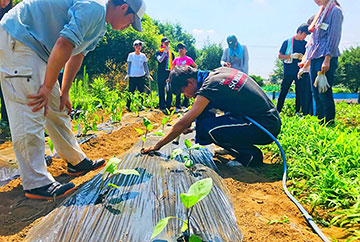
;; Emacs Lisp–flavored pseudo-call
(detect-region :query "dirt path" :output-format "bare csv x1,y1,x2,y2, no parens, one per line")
0,110,346,242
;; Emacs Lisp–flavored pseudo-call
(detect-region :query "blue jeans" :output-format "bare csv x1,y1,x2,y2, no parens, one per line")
310,57,338,123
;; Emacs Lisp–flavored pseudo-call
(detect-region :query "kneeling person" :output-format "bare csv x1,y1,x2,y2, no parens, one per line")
143,66,281,167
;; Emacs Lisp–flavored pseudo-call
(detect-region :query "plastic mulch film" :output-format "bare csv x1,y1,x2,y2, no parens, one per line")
25,132,243,242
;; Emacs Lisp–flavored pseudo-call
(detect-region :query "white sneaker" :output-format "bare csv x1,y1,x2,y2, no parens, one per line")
214,147,230,155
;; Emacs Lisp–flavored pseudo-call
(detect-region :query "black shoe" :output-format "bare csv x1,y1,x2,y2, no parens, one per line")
67,158,106,176
45,155,52,166
25,182,75,200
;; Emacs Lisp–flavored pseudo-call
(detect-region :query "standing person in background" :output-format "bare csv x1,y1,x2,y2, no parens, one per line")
170,43,197,112
0,0,12,125
155,37,175,114
277,24,310,114
307,0,343,125
0,0,146,200
298,16,316,116
125,39,150,111
221,35,249,74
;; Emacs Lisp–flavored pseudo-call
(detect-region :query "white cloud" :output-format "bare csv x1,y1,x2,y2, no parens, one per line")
192,29,216,35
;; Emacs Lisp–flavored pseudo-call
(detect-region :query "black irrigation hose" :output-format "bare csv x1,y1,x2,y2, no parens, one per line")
245,116,330,242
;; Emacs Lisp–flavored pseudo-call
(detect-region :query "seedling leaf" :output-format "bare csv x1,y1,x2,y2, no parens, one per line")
184,139,192,149
180,193,199,209
153,131,165,136
48,139,54,154
142,137,146,142
151,217,173,239
188,178,213,202
189,235,202,242
181,219,189,232
184,159,194,168
104,157,121,174
135,128,143,135
171,148,183,159
162,116,169,125
147,124,153,132
108,183,120,189
113,169,140,176
143,117,151,128
190,144,203,150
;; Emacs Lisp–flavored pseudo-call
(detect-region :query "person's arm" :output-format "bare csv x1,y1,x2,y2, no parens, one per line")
242,45,249,74
27,37,74,114
278,53,291,60
143,62,149,76
322,8,343,73
221,49,230,67
142,95,210,152
59,53,84,114
191,62,198,68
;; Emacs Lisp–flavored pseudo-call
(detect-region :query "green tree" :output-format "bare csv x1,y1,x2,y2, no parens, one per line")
249,75,265,86
197,42,223,70
270,58,284,83
336,46,360,93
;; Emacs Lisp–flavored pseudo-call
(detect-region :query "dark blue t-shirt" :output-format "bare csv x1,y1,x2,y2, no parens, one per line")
279,38,307,76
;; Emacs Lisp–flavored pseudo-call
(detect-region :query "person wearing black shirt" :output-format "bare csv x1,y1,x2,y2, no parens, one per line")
142,66,282,167
155,37,175,113
0,0,12,125
277,24,311,114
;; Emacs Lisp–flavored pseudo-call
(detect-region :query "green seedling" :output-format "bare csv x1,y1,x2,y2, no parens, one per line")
151,178,213,240
99,157,140,191
45,130,55,154
267,216,290,225
135,117,153,148
184,139,204,169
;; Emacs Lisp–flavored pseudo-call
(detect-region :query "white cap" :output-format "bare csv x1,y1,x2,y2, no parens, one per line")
133,39,143,46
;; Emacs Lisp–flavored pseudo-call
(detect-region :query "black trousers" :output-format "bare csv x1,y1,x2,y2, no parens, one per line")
195,107,281,165
0,84,8,123
157,71,170,110
300,73,313,116
127,76,145,109
277,74,302,113
167,93,189,109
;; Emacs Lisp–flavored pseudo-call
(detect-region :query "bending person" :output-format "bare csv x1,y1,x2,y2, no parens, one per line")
143,66,281,167
0,0,146,199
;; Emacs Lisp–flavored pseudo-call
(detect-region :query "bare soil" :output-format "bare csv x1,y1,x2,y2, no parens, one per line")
0,110,349,242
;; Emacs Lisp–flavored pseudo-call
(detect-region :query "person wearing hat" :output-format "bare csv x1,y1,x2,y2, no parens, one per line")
142,65,281,167
170,43,198,112
221,35,249,74
125,39,151,111
0,0,11,126
0,0,146,200
277,24,311,115
155,37,175,113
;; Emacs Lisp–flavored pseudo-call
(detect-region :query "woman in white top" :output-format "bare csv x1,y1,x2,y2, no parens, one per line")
126,39,150,110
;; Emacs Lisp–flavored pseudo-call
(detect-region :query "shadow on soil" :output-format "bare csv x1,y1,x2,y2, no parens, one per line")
214,154,283,184
0,173,76,236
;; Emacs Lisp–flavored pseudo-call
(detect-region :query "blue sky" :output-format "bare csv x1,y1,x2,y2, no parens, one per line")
146,0,360,78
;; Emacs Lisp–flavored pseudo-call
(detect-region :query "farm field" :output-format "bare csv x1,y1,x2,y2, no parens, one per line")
0,74,359,241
